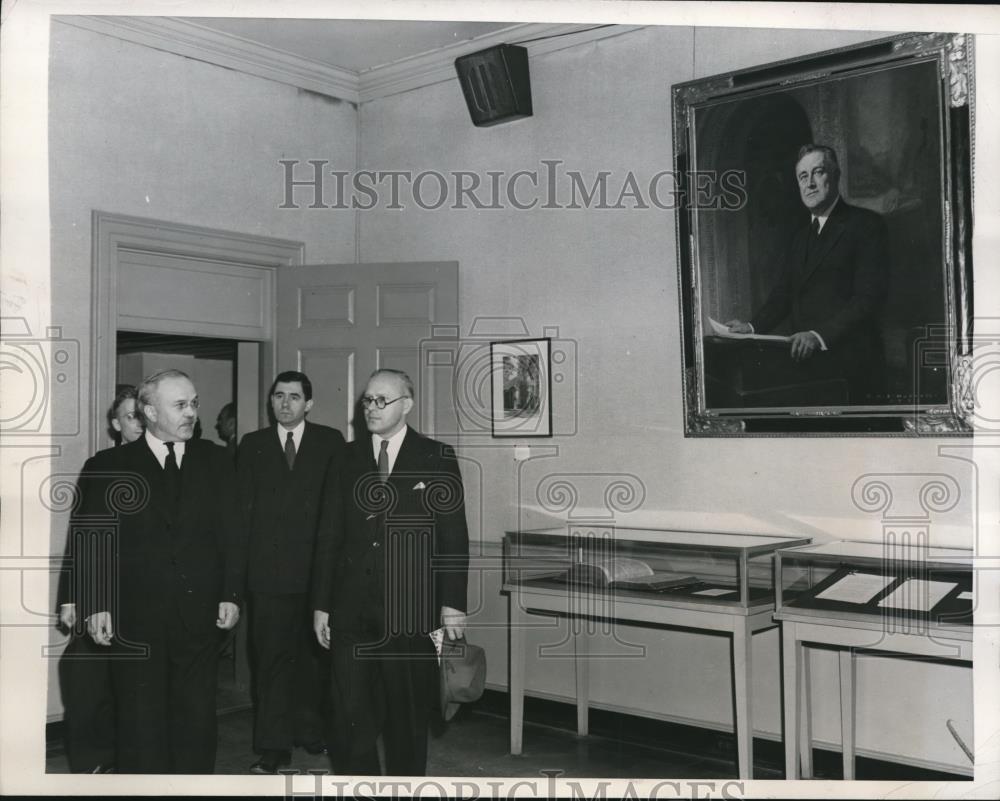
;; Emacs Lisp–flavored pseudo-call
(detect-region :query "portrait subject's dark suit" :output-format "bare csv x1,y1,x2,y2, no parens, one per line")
311,428,469,775
75,436,244,774
57,446,117,772
752,199,889,403
237,422,345,753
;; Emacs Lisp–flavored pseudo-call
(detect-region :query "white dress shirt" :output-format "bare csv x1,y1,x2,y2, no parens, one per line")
277,420,306,451
371,425,408,476
145,430,186,468
812,194,840,235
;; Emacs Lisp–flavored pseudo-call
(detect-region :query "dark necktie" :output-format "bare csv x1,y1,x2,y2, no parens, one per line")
804,217,821,263
164,441,181,503
285,431,296,470
378,439,389,482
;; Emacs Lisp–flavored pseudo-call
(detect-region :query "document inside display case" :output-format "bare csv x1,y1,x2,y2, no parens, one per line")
784,563,972,625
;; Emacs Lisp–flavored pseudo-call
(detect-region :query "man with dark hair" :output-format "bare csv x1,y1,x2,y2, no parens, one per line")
312,368,469,776
76,368,244,773
238,370,345,774
57,386,144,773
726,143,889,404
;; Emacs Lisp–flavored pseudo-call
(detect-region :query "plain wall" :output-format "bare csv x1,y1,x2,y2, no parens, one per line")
357,25,975,771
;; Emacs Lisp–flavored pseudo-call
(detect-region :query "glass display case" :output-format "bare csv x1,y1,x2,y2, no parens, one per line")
503,526,812,611
775,539,973,628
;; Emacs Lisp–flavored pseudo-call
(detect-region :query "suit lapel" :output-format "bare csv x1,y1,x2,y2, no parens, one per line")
133,438,175,524
389,428,422,480
798,201,848,286
296,422,321,471
176,441,203,523
351,435,376,473
346,438,383,531
272,425,294,472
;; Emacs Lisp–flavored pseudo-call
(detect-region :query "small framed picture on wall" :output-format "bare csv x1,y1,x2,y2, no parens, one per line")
490,338,552,438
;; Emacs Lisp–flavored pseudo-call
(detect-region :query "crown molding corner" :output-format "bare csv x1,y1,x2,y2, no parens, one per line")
53,16,645,106
54,15,361,104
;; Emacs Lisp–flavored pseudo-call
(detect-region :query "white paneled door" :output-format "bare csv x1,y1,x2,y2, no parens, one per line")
276,261,459,441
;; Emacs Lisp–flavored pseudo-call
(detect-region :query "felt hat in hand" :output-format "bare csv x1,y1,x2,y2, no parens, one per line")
439,637,486,721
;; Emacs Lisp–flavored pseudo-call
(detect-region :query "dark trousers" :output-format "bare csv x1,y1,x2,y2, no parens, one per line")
110,613,220,774
329,626,438,776
59,634,115,772
251,592,325,752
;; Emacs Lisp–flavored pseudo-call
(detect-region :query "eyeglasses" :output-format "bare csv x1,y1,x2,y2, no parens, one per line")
361,395,408,410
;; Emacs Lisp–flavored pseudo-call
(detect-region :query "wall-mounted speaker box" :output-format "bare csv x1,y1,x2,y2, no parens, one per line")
454,44,532,127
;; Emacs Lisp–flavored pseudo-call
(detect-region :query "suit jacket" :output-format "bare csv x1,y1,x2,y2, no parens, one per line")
311,427,469,638
752,199,889,400
74,437,244,639
237,421,345,595
57,445,118,613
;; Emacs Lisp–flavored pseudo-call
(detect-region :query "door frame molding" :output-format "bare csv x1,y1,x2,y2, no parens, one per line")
90,210,304,452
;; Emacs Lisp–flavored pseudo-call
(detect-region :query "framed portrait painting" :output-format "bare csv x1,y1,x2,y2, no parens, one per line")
672,32,974,436
490,338,552,438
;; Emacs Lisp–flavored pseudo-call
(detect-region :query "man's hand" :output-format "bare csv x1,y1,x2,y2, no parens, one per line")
790,331,821,361
441,606,466,641
216,602,240,630
59,603,77,630
725,320,752,334
313,610,331,650
87,611,114,646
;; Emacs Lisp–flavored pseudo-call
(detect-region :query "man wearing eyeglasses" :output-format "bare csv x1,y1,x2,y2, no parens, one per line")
312,368,469,776
237,371,346,774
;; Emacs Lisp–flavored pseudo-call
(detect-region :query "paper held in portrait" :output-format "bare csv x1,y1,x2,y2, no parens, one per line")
706,316,792,343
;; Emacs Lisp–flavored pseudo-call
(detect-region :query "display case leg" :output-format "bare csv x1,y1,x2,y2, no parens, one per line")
839,648,856,780
574,618,589,737
732,621,754,779
510,597,526,755
800,642,813,778
781,623,799,779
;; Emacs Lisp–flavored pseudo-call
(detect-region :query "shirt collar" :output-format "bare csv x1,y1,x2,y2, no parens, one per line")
812,194,840,231
372,424,408,460
277,419,306,449
145,429,186,467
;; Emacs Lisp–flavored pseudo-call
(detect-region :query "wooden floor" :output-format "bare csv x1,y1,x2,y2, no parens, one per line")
46,669,968,780
47,704,777,778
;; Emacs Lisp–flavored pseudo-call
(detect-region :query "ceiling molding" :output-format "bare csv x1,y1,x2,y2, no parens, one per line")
54,15,645,105
55,15,361,103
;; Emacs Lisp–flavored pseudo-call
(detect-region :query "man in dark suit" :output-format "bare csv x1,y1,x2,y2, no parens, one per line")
238,370,345,774
727,144,889,404
312,368,469,776
77,368,244,773
57,385,144,773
